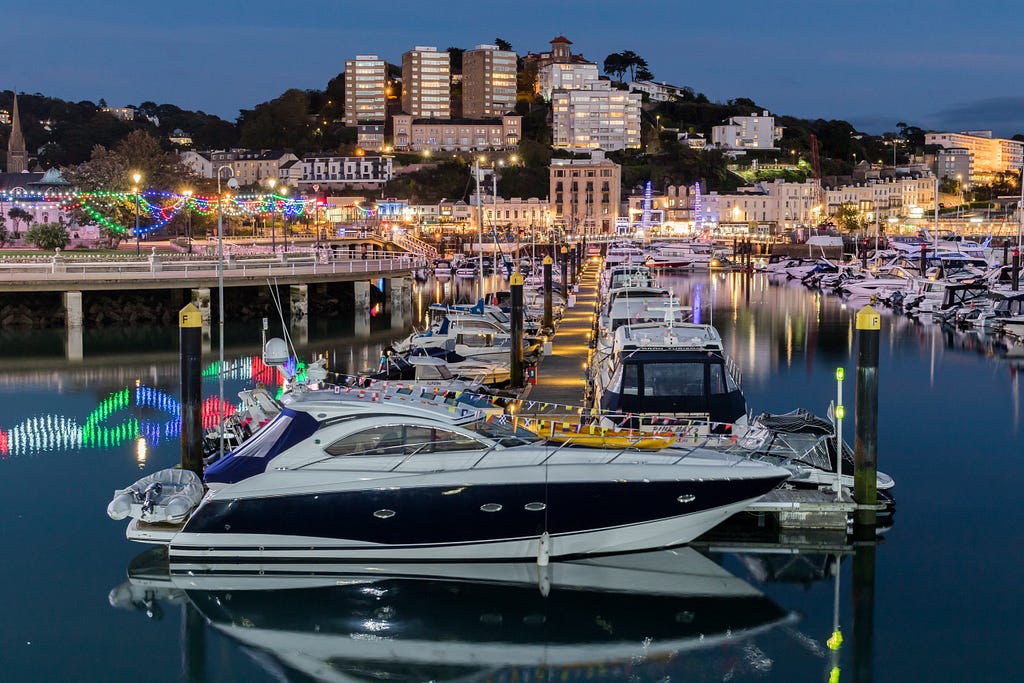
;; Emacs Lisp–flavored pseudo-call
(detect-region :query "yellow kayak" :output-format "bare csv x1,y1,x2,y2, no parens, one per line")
523,420,677,450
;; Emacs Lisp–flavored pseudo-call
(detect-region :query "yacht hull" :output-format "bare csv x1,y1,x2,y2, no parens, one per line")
168,468,786,562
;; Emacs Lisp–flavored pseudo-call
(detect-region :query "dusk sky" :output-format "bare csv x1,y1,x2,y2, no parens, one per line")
6,0,1024,136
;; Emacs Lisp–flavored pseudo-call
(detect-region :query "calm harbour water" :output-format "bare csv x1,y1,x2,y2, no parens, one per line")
1,272,1022,682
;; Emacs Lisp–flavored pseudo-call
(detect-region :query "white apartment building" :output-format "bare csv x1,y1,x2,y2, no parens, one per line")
298,155,394,190
628,80,690,102
538,61,599,100
344,55,387,126
462,44,518,118
701,176,935,231
470,195,551,231
179,149,299,186
826,176,936,222
401,46,450,119
925,130,1023,184
711,111,783,151
551,81,642,152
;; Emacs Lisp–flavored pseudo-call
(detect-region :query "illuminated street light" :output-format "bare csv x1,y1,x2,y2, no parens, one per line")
131,171,142,256
182,188,193,253
267,177,277,253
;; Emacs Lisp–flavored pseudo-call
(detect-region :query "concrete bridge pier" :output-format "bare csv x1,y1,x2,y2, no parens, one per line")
353,280,371,311
389,277,410,309
63,291,83,328
289,285,308,325
191,288,212,348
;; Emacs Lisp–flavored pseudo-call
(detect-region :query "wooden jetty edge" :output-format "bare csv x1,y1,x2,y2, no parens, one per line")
520,262,599,409
516,258,887,534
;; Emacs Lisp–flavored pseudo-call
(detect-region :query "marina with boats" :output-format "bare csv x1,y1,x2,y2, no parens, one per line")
2,231,1022,681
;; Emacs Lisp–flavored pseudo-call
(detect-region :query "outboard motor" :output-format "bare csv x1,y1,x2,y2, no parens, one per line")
140,482,163,514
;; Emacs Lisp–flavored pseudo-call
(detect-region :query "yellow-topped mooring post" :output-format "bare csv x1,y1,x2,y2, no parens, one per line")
510,272,525,388
854,302,881,535
542,256,554,332
179,303,204,476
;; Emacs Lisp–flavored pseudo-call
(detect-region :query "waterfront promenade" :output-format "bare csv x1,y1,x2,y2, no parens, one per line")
0,251,423,293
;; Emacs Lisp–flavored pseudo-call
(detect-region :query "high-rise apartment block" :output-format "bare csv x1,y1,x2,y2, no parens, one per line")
551,82,642,152
344,55,387,126
462,44,517,118
401,46,450,119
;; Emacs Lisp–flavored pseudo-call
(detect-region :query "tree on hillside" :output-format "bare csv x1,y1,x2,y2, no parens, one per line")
635,66,654,82
620,51,648,81
495,37,513,51
603,53,628,81
238,89,322,153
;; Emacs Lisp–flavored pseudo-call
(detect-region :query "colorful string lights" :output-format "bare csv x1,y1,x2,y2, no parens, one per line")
0,190,316,236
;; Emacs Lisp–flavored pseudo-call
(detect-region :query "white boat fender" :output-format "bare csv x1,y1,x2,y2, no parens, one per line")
106,493,134,520
537,531,551,567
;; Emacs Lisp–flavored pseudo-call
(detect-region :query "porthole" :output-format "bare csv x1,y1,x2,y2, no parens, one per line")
373,509,396,519
677,494,696,504
480,503,503,512
524,502,547,512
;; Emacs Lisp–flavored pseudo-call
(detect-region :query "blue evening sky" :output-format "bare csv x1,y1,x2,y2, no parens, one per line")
5,0,1024,136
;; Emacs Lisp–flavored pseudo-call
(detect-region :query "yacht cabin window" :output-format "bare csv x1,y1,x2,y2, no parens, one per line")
324,424,485,457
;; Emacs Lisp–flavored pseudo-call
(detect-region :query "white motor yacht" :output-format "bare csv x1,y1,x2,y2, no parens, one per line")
108,392,789,562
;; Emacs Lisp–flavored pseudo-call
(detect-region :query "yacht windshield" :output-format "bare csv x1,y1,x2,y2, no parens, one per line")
461,417,540,447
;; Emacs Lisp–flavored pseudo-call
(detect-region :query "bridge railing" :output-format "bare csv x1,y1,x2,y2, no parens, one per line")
0,251,427,284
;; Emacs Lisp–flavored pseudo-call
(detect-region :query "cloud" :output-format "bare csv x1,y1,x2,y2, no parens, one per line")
925,97,1024,137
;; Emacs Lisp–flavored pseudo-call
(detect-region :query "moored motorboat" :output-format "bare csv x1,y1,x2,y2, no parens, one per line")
109,392,789,562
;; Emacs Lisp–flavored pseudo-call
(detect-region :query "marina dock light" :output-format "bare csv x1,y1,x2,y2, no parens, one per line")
836,367,845,381
835,405,845,419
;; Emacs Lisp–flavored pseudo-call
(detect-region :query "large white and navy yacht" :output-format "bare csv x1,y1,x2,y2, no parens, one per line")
109,389,788,563
593,321,747,432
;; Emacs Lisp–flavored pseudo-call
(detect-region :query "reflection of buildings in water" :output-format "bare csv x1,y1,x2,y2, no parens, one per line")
111,547,795,682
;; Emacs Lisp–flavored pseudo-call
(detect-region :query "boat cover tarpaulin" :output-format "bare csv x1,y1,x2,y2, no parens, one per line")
204,408,320,485
755,409,834,436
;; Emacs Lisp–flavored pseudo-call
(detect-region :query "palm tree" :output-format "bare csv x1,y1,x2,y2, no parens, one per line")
8,207,32,238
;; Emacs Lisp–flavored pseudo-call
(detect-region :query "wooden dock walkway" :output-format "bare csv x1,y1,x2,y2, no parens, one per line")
521,263,599,411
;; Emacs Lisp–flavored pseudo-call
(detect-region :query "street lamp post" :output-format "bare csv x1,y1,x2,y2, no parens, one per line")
474,156,485,302
281,185,289,253
267,177,277,253
215,165,236,459
132,171,142,256
183,189,193,254
312,184,320,250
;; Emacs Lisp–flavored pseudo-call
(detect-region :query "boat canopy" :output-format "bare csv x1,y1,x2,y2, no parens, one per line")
754,409,834,436
204,408,320,485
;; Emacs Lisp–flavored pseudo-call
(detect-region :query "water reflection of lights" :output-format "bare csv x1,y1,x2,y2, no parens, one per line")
135,437,147,468
0,382,242,459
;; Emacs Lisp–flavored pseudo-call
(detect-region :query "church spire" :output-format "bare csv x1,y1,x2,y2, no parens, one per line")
6,91,28,173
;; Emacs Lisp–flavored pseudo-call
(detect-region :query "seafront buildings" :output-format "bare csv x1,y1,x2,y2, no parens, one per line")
925,130,1024,185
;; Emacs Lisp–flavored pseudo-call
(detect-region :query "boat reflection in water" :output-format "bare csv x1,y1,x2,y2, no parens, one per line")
112,547,795,682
